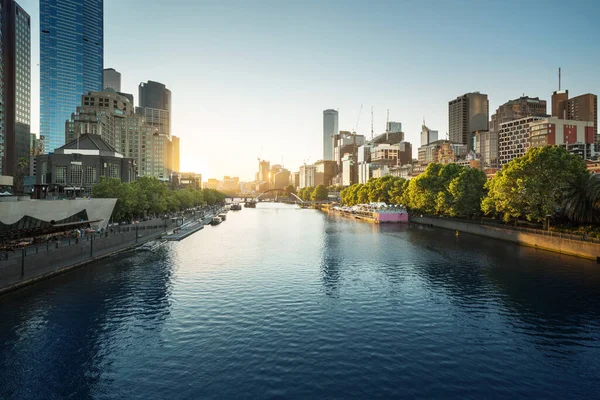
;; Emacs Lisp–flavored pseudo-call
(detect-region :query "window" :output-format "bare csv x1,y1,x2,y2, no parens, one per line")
85,166,96,185
70,165,83,186
108,164,120,179
55,166,67,184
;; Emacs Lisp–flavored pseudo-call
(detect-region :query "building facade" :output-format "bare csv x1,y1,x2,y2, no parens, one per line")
299,164,315,188
323,109,338,161
36,134,135,196
102,68,121,92
449,92,488,151
420,124,438,146
552,91,597,141
418,140,467,165
498,116,545,166
138,81,171,138
65,89,172,179
40,0,103,153
530,117,594,159
314,160,336,187
1,0,30,176
387,121,402,133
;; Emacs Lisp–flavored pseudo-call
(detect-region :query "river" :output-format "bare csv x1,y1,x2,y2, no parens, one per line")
1,203,599,399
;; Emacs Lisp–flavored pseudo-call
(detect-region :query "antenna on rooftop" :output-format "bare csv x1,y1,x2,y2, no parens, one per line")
558,67,561,90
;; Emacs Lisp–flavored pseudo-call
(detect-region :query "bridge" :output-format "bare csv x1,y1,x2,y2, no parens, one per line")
226,189,306,204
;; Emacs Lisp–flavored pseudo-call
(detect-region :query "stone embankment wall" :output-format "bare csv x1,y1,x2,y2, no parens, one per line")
410,216,600,261
0,219,175,295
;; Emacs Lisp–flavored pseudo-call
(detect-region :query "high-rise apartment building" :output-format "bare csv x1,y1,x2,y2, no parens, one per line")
448,92,488,151
323,109,338,161
552,90,597,141
1,0,30,176
40,0,103,153
530,117,594,159
103,68,121,92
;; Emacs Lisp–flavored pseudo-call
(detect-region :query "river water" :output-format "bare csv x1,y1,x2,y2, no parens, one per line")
1,203,599,399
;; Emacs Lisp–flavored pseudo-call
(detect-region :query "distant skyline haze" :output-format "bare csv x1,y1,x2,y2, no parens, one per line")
18,0,600,181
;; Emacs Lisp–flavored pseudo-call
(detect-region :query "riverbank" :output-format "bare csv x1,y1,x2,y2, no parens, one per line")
411,216,600,261
0,218,177,296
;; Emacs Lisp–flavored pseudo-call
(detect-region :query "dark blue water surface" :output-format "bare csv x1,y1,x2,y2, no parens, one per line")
1,203,600,399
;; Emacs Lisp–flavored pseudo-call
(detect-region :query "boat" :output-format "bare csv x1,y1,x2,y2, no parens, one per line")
218,213,227,221
244,200,257,208
231,203,242,211
211,217,222,225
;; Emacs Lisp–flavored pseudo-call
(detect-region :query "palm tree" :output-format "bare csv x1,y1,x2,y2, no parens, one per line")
561,173,600,224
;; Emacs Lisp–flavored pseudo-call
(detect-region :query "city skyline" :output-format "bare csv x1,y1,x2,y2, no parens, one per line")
16,0,600,180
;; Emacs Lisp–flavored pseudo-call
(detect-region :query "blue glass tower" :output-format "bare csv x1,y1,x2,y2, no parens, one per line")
40,0,103,153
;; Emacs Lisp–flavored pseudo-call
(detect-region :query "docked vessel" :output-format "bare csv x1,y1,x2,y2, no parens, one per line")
218,213,227,221
211,217,222,225
244,200,257,208
231,203,242,211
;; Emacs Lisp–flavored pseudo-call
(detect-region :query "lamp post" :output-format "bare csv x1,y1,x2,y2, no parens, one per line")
546,214,552,232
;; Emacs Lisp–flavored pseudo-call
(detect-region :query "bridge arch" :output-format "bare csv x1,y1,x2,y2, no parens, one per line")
255,189,305,203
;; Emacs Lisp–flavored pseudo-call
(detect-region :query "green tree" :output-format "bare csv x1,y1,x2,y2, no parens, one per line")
561,173,600,224
482,146,588,223
311,185,329,201
446,168,487,218
285,184,296,194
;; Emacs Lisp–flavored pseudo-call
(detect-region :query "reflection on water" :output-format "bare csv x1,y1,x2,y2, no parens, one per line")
1,203,599,399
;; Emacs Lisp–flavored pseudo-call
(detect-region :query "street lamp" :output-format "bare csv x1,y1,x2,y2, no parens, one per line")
546,214,552,232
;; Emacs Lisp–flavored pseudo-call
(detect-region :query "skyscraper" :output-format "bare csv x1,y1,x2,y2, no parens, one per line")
1,0,30,176
448,92,489,151
40,0,103,153
323,109,338,161
138,80,171,137
103,68,121,92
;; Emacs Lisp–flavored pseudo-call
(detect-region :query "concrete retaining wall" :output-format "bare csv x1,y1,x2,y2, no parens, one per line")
411,216,600,261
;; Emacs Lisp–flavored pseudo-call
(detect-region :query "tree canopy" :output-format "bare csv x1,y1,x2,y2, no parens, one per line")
92,176,226,222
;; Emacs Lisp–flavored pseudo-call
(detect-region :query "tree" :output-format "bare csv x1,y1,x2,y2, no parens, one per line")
561,173,600,224
446,168,487,218
311,185,329,201
482,146,588,223
285,184,296,194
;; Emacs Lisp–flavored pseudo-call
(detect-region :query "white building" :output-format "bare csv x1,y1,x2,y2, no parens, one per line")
299,164,316,188
323,109,338,161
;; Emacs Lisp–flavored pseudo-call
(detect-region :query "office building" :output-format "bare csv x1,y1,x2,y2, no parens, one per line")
314,160,336,187
323,109,338,161
486,96,548,169
168,135,180,173
498,116,545,166
273,169,290,190
178,172,202,189
223,176,240,192
102,68,121,92
449,92,488,151
40,0,104,153
138,80,171,137
530,117,594,159
36,133,136,196
1,0,30,176
552,91,598,141
290,171,299,188
299,164,315,188
420,124,438,146
205,178,219,190
257,160,270,183
65,89,172,179
387,121,402,133
418,140,467,165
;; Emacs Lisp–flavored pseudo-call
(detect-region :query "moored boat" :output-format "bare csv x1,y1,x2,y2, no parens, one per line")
244,200,257,208
231,204,242,211
211,217,222,225
218,213,227,221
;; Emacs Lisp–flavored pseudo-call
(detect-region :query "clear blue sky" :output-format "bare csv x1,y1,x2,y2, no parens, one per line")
21,0,600,181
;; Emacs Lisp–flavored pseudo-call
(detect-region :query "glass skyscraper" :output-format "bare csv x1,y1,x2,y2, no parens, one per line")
1,0,31,176
40,0,103,153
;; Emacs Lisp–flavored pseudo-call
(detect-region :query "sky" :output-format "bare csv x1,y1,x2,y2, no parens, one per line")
19,0,600,181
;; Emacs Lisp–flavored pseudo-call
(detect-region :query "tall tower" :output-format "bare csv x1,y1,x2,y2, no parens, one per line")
40,0,104,153
323,109,338,161
448,92,489,151
1,0,31,176
103,68,121,92
138,80,171,137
